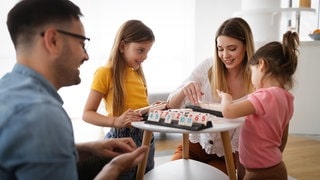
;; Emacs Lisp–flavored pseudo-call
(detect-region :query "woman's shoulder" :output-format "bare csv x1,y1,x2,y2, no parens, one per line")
197,57,213,69
192,58,213,77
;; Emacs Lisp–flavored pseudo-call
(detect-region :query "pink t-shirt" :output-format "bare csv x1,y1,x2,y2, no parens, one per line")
239,87,294,169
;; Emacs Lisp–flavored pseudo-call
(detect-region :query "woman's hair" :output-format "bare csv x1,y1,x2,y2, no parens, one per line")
250,31,299,90
108,19,155,116
209,17,255,99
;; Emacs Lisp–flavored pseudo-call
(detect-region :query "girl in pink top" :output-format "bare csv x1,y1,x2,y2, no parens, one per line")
219,31,299,180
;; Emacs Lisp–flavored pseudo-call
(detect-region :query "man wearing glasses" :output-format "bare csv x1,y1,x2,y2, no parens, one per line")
0,0,147,180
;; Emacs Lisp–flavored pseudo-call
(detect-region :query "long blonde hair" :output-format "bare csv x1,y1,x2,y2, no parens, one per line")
209,17,255,100
107,20,155,116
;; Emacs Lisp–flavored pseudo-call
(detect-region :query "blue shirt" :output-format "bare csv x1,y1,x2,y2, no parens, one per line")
0,64,78,180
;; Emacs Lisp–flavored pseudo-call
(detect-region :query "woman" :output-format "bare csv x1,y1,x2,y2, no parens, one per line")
167,17,255,179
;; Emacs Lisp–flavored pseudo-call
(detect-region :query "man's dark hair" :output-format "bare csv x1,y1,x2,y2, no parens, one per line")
7,0,83,47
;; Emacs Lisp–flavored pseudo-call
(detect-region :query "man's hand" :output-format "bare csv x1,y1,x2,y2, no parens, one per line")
77,137,138,161
91,138,138,158
94,145,148,180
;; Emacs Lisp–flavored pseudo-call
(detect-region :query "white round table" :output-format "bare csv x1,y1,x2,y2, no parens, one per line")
132,117,244,180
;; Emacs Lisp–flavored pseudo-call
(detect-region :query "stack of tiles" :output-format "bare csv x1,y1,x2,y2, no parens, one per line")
145,108,213,131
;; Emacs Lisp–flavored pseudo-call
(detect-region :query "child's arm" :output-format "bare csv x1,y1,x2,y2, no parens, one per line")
218,90,256,119
83,90,116,127
83,90,143,128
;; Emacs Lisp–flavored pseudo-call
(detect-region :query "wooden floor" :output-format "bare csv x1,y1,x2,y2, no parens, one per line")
283,135,320,180
154,134,320,180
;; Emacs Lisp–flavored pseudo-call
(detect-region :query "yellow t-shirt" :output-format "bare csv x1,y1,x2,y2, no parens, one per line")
91,64,149,116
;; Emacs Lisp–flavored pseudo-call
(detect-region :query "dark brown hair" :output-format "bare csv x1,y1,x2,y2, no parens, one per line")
7,0,82,48
250,31,299,90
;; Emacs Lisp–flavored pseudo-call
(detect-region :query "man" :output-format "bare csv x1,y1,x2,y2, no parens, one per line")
0,0,147,179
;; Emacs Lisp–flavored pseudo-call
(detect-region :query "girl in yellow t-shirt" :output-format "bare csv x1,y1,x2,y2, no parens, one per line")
83,19,155,180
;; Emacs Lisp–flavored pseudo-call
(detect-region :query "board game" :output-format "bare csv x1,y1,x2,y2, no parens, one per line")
137,102,223,131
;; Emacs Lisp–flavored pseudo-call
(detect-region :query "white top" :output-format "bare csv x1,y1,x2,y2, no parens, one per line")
168,57,243,156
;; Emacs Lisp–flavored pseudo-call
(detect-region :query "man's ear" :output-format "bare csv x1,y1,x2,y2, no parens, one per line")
42,28,61,54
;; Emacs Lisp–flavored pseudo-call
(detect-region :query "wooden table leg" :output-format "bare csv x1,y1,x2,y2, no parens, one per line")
136,130,152,180
182,133,189,159
220,131,237,180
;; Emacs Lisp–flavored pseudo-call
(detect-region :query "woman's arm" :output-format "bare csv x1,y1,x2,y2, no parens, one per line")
167,81,203,108
167,58,212,108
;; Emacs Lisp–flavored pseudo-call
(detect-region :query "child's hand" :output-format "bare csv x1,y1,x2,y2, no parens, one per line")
134,101,167,115
216,90,222,98
114,109,143,128
216,90,233,105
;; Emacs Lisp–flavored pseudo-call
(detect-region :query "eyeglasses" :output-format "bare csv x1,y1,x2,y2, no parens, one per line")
56,29,90,52
40,29,90,52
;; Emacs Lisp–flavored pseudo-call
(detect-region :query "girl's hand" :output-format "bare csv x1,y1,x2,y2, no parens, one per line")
114,109,143,128
181,81,204,105
216,90,233,105
216,89,222,98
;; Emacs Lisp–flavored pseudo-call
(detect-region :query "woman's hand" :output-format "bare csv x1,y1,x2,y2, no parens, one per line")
181,81,203,105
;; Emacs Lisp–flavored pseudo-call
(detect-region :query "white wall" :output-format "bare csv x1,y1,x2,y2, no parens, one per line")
194,0,241,65
290,41,320,135
0,1,17,77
